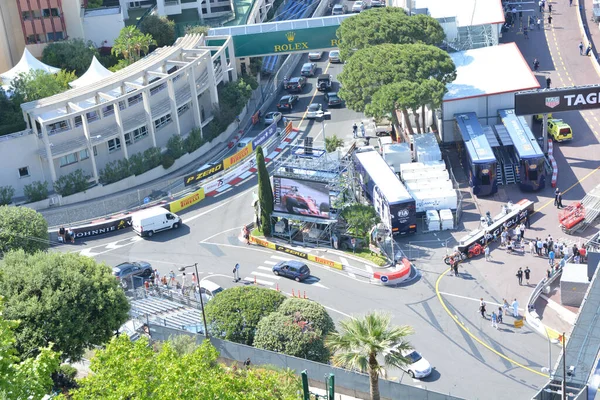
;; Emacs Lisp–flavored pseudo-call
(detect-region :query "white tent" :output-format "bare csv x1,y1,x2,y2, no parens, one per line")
69,56,114,89
0,48,60,88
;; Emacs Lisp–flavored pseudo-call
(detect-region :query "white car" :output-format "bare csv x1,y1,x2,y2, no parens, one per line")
328,50,341,63
400,349,432,379
370,0,385,7
306,103,323,119
264,111,282,125
352,1,366,12
308,51,323,61
200,280,224,302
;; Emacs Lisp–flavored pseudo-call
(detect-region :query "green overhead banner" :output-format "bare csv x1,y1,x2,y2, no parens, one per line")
217,25,341,57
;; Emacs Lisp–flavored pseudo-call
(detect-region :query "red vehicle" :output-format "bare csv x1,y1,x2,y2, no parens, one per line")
280,186,329,217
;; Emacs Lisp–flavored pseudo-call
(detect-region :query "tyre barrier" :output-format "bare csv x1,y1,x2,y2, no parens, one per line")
228,130,244,149
548,140,558,188
373,258,412,285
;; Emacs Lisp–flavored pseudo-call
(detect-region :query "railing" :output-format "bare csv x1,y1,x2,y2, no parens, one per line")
0,128,33,142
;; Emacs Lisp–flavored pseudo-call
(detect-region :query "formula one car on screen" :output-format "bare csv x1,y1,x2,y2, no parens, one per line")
280,186,329,217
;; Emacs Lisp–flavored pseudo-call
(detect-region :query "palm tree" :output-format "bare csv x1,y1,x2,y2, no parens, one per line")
112,26,156,63
326,312,414,400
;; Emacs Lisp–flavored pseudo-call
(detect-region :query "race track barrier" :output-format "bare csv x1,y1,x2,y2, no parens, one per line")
373,258,412,285
249,235,343,270
548,140,558,188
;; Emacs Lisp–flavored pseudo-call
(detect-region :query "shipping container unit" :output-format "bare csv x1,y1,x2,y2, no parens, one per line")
410,189,458,213
401,169,450,183
412,133,442,162
405,179,454,192
382,143,412,173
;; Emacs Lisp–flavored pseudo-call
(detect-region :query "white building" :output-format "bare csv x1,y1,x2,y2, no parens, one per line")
120,0,233,22
0,33,237,198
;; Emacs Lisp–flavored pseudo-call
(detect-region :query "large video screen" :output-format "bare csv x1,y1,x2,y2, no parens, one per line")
273,176,330,219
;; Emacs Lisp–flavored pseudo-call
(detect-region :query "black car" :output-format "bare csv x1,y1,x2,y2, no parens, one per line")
277,95,299,112
285,76,306,92
112,261,153,289
325,92,342,107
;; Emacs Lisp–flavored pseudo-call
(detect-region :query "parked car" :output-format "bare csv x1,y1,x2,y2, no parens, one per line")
300,62,317,77
317,74,332,92
546,119,573,142
272,260,311,282
277,95,299,112
325,92,342,107
132,207,182,238
370,0,385,7
200,280,224,302
308,51,324,61
352,1,366,12
397,348,433,379
112,261,153,289
329,50,341,63
285,76,306,92
306,103,324,119
332,4,346,14
264,111,282,125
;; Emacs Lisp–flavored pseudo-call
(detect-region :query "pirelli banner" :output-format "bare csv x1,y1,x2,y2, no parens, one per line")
168,188,205,213
184,161,225,187
515,84,600,115
224,142,253,169
250,236,343,270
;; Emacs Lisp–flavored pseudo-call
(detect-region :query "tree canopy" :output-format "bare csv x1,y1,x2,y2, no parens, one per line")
337,8,445,60
66,335,301,399
204,286,285,345
0,206,49,254
11,69,76,104
253,298,335,363
0,88,27,135
340,204,380,240
140,15,176,48
0,297,60,400
256,146,274,235
112,26,156,63
42,38,99,76
0,250,130,361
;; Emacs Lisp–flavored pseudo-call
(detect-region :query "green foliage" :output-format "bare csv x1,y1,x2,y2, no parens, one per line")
100,147,162,184
41,39,99,76
184,127,205,153
140,15,175,47
0,250,130,361
166,335,199,356
337,8,445,60
11,69,76,104
166,134,185,159
128,153,145,176
52,363,79,393
256,146,273,236
143,147,162,169
325,134,344,153
23,180,49,202
340,203,380,240
254,298,336,363
344,248,388,266
248,57,263,76
0,297,61,400
86,0,103,8
185,25,210,36
99,159,131,184
326,312,414,400
53,169,90,196
0,88,26,136
0,186,15,205
161,153,175,169
66,336,301,399
108,58,131,72
0,206,48,254
219,79,253,115
112,26,156,63
205,286,286,345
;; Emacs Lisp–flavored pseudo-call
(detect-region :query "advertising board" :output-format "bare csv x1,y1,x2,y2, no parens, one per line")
72,216,133,238
184,161,225,187
273,176,331,219
224,142,253,169
169,188,205,213
204,156,257,193
253,121,278,148
515,84,600,115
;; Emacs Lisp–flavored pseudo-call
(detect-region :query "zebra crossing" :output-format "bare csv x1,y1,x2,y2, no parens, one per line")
242,255,330,288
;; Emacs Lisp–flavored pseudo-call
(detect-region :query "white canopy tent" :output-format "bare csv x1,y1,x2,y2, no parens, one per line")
69,56,114,89
0,48,60,88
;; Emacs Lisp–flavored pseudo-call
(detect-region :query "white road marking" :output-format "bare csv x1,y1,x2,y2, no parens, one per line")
309,282,329,289
263,260,277,265
364,264,374,273
339,256,350,266
200,226,244,243
270,255,289,261
244,277,275,286
348,272,357,279
322,305,352,318
250,271,280,279
79,248,99,257
438,291,525,311
214,187,232,197
257,266,272,271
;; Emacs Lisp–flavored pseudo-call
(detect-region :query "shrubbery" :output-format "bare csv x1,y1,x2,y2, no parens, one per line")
166,135,185,159
53,169,90,196
0,186,15,205
161,153,175,169
99,159,131,185
23,181,49,202
99,147,163,184
184,127,204,153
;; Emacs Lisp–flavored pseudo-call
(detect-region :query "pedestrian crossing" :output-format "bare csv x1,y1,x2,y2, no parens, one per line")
242,255,332,288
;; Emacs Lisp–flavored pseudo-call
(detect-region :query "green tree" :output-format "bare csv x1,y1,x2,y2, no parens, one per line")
337,43,456,114
185,25,210,36
166,134,185,159
326,312,414,400
67,335,301,399
0,206,48,254
256,146,274,235
11,69,76,103
0,297,60,400
42,39,99,76
325,134,344,153
340,204,380,240
205,286,285,345
85,0,103,8
337,8,445,60
23,180,49,202
0,250,130,361
253,298,336,363
0,88,26,135
140,15,176,48
53,169,90,196
0,186,15,205
112,26,156,63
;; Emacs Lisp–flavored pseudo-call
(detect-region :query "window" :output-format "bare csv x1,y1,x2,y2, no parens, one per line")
48,120,70,135
86,111,100,123
47,31,64,42
124,126,148,145
74,116,83,127
42,9,51,17
32,9,42,18
26,34,42,44
18,167,30,178
93,146,98,156
108,138,121,152
124,133,132,145
154,114,172,130
51,8,60,17
102,104,115,117
79,149,90,161
59,153,78,167
177,103,190,116
150,83,166,96
128,93,142,106
21,11,31,20
118,101,127,111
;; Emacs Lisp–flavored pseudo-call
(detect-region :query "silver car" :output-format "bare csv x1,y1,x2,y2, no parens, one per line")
264,111,282,125
329,50,341,63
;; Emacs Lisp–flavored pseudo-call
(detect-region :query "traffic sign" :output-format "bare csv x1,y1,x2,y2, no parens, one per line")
380,275,389,283
514,319,524,328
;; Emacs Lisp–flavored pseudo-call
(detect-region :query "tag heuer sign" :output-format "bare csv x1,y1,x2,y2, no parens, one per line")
545,96,560,109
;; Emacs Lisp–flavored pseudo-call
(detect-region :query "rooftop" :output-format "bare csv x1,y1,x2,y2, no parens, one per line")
444,43,540,102
414,0,505,27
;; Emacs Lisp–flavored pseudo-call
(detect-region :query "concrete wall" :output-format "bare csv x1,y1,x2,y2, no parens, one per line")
61,0,85,41
0,131,47,197
0,0,26,72
82,7,125,47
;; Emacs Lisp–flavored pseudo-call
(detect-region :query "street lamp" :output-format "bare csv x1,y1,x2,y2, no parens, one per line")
178,263,209,338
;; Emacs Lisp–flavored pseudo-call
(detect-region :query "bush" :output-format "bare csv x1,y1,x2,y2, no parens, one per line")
128,153,145,176
52,363,79,392
161,153,175,169
143,147,162,170
99,159,131,185
184,127,205,153
86,0,103,8
23,181,49,202
166,135,185,159
0,206,49,254
53,169,90,196
0,185,15,205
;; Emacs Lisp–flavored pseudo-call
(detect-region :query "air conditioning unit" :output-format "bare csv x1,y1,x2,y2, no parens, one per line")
48,196,60,206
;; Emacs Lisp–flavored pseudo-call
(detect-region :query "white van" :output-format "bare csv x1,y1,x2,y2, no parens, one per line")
237,137,253,148
132,207,182,237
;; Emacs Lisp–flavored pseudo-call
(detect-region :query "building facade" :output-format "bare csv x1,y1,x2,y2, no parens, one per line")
0,33,237,197
120,0,233,22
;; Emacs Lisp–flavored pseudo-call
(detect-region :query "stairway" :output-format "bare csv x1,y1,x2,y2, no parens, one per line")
496,162,504,186
130,296,206,334
504,163,516,185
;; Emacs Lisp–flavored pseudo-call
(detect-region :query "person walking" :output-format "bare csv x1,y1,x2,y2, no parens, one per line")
548,15,552,26
554,187,560,206
579,42,585,55
524,267,531,285
497,307,504,324
537,238,543,256
533,58,540,71
546,76,552,88
352,123,358,138
181,272,187,288
503,299,510,316
512,298,519,318
191,272,198,286
491,311,498,329
525,213,531,228
539,0,543,12
529,240,536,255
548,4,552,13
537,17,542,30
485,245,491,261
549,249,555,266
557,192,564,208
169,270,176,287
516,267,524,285
68,228,75,244
520,223,526,240
479,299,487,319
523,25,529,39
233,263,240,282
453,262,459,277
360,122,366,137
